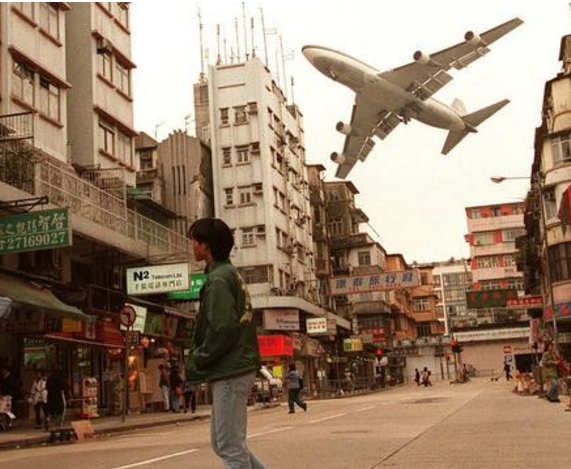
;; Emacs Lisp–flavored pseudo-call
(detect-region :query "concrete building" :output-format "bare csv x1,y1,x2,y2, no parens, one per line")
0,4,193,418
432,259,474,334
66,2,137,187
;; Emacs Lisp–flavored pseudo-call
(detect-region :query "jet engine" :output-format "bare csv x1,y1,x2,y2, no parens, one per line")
413,50,431,65
330,152,346,165
336,122,355,136
464,31,485,47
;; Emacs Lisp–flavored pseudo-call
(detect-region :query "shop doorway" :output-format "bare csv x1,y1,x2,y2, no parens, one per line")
514,353,536,373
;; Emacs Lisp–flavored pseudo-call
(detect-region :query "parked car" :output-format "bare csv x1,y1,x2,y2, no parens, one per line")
251,366,283,403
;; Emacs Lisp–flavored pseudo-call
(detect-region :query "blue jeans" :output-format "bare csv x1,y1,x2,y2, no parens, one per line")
288,388,306,413
210,372,269,469
160,385,170,411
547,377,559,401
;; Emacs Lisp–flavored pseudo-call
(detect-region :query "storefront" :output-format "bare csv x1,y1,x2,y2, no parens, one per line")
258,335,294,380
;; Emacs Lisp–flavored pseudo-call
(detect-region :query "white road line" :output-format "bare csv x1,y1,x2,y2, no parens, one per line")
107,449,200,469
356,406,376,412
248,426,293,439
310,413,346,424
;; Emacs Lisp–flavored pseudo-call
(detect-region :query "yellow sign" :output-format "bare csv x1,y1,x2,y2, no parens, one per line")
62,318,82,333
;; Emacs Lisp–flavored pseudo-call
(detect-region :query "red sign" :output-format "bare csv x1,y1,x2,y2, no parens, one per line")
258,335,293,357
506,296,543,308
119,305,137,328
503,346,512,354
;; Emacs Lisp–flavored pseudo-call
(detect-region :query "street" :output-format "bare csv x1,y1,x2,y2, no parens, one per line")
1,379,569,469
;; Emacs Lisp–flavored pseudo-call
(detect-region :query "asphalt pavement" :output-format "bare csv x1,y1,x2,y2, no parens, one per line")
1,378,569,469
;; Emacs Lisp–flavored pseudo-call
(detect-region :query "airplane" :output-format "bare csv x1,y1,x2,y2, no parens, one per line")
302,17,523,179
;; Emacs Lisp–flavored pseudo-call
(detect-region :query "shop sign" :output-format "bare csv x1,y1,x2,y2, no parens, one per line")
163,315,179,339
126,263,190,295
144,311,164,336
96,319,124,347
166,273,207,300
0,309,45,333
62,318,82,333
343,337,364,352
506,296,543,309
0,208,72,254
263,309,300,331
303,338,325,357
327,318,337,335
466,289,518,309
119,304,137,328
306,317,327,335
330,270,420,295
543,301,571,321
558,332,571,344
258,335,293,357
503,346,512,354
453,327,529,343
125,330,140,347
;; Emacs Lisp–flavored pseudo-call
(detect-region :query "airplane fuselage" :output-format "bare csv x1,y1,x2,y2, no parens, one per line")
303,46,466,131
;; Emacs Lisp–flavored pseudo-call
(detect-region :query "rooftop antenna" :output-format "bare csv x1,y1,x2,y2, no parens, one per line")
223,26,228,64
242,3,248,60
250,17,256,58
260,6,269,67
216,24,222,65
235,17,241,62
290,76,295,104
230,46,235,64
197,6,205,82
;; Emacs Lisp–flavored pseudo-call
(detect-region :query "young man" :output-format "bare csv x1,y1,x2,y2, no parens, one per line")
186,218,268,469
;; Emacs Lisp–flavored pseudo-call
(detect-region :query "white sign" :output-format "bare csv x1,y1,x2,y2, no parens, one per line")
263,309,300,331
453,327,529,343
307,317,327,335
119,305,137,328
330,270,420,295
126,263,190,295
120,304,147,332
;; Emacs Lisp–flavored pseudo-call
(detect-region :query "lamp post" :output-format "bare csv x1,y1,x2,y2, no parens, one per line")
491,175,558,346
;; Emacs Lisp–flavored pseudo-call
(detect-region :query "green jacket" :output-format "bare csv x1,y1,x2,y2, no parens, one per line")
541,350,558,380
186,260,261,384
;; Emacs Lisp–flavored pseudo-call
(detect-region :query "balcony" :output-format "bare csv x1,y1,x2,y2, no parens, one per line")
0,139,191,259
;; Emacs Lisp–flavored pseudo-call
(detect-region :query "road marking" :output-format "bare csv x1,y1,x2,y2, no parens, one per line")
357,406,376,412
248,426,293,439
107,449,199,469
310,413,346,424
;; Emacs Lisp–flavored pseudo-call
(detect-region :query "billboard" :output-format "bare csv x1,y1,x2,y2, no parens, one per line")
330,270,419,295
126,263,190,295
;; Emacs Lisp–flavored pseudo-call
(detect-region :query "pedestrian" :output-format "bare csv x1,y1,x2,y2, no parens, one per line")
0,366,21,401
287,363,307,414
158,364,170,412
541,341,560,403
421,367,432,387
185,218,268,469
183,379,197,414
461,364,470,382
344,368,355,393
169,367,183,413
414,368,421,386
503,362,513,381
45,369,67,427
30,370,48,429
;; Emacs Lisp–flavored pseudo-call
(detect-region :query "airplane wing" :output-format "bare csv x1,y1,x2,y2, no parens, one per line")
380,17,523,100
335,94,401,179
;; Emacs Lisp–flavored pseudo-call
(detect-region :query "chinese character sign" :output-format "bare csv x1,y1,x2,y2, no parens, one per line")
329,270,420,295
126,263,190,295
0,208,72,254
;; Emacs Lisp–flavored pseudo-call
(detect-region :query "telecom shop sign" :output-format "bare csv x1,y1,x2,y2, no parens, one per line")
126,263,190,295
0,208,71,254
166,273,207,300
330,270,420,295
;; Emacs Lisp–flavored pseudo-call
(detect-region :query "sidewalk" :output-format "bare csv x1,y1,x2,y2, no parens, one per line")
0,406,212,451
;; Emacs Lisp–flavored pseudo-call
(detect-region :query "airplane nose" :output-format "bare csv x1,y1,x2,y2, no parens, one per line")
302,46,319,65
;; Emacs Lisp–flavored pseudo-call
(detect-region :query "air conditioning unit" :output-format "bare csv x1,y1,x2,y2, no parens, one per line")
247,102,258,114
253,183,263,194
250,142,260,154
255,225,266,235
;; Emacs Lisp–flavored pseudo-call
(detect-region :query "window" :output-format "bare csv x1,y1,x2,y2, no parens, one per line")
242,227,255,247
503,228,526,242
492,207,502,217
15,2,34,20
40,3,59,39
506,278,524,291
544,188,557,220
236,145,250,164
473,232,494,246
418,324,431,337
99,51,113,81
224,188,234,206
222,147,232,165
444,288,465,302
98,120,115,155
276,228,282,248
329,219,342,236
13,60,35,105
471,209,481,219
114,3,129,29
220,108,229,125
39,77,60,121
551,133,571,164
420,273,429,285
434,275,441,287
115,61,130,95
476,256,499,269
480,280,501,291
238,188,252,205
234,106,247,124
117,132,132,166
357,251,371,266
549,242,571,282
413,299,430,312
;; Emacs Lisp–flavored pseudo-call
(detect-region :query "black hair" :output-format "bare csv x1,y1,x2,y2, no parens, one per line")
288,363,296,372
188,218,234,261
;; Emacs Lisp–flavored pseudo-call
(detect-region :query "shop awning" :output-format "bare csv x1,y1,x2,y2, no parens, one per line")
0,272,88,321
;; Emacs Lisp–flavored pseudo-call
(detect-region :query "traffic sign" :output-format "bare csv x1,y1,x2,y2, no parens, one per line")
119,305,137,328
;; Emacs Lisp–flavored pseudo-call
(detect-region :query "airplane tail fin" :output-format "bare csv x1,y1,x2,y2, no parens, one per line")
441,99,510,155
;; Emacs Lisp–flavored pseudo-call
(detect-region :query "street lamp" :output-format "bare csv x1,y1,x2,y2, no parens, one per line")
490,175,558,346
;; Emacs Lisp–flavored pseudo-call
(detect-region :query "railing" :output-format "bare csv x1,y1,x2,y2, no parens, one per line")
0,111,34,143
0,145,191,256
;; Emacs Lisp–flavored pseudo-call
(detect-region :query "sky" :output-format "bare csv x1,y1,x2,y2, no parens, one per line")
131,1,571,263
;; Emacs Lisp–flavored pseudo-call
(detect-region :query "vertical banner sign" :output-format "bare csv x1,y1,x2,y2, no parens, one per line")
0,208,72,254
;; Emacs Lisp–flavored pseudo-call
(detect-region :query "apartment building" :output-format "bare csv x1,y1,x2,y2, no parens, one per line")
410,265,443,337
0,4,193,417
66,2,137,186
432,259,474,334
